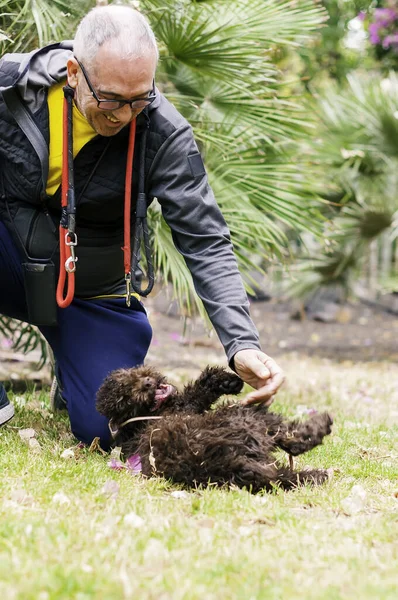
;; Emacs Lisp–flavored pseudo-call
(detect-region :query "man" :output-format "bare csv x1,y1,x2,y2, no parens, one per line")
0,5,284,444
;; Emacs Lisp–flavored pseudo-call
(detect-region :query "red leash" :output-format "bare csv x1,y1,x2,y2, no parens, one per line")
56,92,137,308
56,92,76,308
122,119,136,306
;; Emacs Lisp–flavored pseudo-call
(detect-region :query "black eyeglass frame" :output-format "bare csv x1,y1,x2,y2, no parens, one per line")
75,57,156,111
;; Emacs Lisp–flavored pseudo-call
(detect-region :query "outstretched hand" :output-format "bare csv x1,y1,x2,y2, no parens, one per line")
233,348,285,407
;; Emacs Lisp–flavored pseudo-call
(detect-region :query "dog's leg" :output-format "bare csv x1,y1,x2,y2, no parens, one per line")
273,467,330,490
221,459,329,493
178,366,243,413
271,412,333,456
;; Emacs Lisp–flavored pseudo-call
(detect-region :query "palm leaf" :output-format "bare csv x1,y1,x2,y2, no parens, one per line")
288,72,398,301
0,316,48,370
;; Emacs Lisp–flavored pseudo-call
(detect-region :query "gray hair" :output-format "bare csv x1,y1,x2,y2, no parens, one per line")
73,5,159,66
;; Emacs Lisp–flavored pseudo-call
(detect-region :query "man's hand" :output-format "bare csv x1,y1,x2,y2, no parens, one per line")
233,349,285,407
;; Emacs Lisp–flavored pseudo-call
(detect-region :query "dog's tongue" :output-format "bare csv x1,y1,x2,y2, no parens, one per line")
155,384,174,402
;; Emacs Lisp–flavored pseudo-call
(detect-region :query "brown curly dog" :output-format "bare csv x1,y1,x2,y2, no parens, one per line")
96,365,333,493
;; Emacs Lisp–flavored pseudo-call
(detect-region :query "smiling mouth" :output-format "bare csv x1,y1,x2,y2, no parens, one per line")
151,384,175,411
104,114,121,124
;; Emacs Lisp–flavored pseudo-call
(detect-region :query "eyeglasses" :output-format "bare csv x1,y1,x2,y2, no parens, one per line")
75,57,156,111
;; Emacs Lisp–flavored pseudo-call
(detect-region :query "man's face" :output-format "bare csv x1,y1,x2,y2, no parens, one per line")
67,42,157,137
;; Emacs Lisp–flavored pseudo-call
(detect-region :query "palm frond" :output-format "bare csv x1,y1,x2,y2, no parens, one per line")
0,316,48,370
283,249,360,301
287,71,398,302
144,0,326,87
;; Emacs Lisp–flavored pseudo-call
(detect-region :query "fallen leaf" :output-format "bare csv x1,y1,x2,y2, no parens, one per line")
9,489,34,506
52,491,71,505
81,564,93,573
101,479,120,499
89,437,107,455
149,449,156,472
110,446,122,461
123,512,145,528
238,526,253,537
60,448,75,460
170,490,189,499
341,484,367,516
19,428,36,441
28,438,41,454
197,518,215,528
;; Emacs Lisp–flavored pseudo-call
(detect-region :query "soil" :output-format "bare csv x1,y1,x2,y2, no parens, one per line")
1,295,397,388
145,296,398,369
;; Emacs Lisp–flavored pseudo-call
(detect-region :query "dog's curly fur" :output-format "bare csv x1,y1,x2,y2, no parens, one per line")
96,365,333,493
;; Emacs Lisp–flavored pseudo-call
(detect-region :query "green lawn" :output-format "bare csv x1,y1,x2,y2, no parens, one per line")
1,356,397,600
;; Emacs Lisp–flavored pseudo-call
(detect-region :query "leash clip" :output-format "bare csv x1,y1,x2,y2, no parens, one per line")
65,231,77,246
65,255,77,273
125,273,132,307
65,231,78,273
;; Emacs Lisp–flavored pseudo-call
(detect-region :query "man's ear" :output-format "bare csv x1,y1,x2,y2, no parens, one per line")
66,57,79,89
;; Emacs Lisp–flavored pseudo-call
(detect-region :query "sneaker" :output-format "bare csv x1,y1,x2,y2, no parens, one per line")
0,385,14,426
50,376,67,411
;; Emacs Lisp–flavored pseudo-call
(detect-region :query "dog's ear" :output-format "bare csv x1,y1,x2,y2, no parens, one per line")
96,374,124,419
96,369,140,419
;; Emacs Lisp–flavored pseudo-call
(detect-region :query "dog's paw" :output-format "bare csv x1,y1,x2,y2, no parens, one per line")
214,369,243,395
303,469,330,486
283,412,333,456
199,367,244,395
307,412,333,439
219,372,244,395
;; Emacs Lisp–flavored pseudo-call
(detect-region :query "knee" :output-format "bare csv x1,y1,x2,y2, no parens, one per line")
69,412,112,451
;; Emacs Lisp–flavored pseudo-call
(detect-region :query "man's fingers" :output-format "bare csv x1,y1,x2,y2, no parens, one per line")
241,388,276,407
240,370,285,406
242,382,278,405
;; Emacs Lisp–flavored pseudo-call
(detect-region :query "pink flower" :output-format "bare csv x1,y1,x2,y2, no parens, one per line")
126,454,142,474
383,33,398,48
108,458,125,471
374,8,398,26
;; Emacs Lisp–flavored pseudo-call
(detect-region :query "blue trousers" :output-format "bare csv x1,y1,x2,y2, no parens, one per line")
0,221,152,448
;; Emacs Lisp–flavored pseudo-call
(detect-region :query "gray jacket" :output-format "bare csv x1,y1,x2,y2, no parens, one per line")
0,42,261,362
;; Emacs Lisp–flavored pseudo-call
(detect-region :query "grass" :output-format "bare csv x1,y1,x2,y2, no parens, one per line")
0,355,397,600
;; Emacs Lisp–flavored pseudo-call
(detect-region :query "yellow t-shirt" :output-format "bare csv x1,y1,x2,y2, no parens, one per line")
46,81,97,196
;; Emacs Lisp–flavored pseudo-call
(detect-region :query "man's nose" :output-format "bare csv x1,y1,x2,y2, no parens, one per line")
113,104,142,121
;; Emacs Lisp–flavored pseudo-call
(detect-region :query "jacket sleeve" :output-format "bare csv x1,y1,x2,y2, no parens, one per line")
147,122,262,364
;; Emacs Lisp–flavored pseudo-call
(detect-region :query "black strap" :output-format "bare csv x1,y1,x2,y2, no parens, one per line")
130,121,155,297
2,87,49,193
62,84,76,233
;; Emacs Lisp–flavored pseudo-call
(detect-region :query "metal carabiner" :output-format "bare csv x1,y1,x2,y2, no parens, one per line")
64,231,78,273
65,256,77,273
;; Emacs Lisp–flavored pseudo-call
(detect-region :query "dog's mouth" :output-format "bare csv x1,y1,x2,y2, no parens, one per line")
152,383,175,411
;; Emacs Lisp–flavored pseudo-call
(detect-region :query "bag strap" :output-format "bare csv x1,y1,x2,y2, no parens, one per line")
2,87,49,193
130,117,155,297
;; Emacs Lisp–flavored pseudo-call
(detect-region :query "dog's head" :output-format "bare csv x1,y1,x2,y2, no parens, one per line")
96,365,176,423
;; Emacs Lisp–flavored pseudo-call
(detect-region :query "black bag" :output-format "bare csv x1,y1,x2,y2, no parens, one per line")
22,261,58,326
